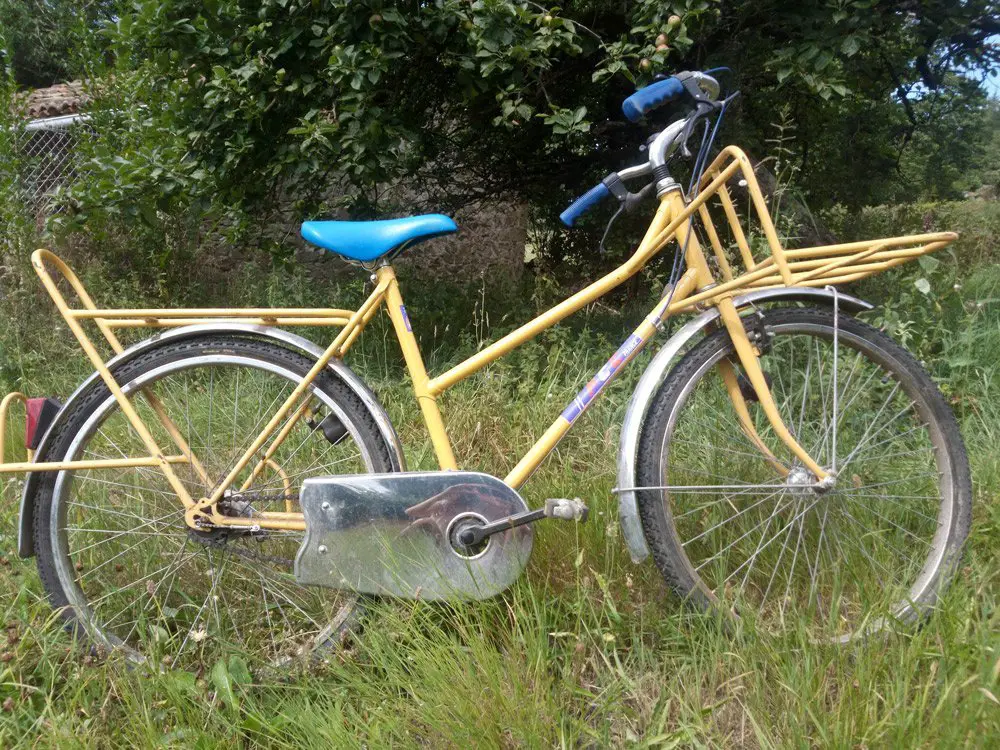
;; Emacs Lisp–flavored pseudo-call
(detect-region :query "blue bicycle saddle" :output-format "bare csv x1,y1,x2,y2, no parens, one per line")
300,214,458,262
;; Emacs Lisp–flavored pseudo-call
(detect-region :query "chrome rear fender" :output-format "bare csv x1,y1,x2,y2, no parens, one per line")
18,323,405,558
616,287,874,563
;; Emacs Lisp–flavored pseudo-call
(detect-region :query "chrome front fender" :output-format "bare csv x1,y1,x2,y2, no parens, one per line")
616,287,874,563
18,323,405,558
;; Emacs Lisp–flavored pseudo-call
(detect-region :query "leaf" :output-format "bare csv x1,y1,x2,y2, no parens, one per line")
227,655,252,687
841,36,860,57
139,202,159,227
164,670,198,697
915,278,931,295
242,713,264,733
918,255,941,272
210,658,238,710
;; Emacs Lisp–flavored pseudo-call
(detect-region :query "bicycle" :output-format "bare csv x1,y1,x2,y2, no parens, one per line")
3,70,971,667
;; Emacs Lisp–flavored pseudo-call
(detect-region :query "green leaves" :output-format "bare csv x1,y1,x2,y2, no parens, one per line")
16,0,994,269
210,654,252,712
841,36,860,57
58,0,610,226
542,106,590,136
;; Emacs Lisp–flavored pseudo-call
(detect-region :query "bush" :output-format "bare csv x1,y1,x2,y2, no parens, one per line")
821,199,1000,402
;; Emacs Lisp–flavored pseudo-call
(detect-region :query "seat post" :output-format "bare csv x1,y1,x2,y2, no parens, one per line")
376,265,459,470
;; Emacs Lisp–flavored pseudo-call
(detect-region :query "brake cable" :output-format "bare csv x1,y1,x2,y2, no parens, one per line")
660,91,737,327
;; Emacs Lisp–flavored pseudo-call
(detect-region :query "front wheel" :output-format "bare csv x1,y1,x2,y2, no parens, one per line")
636,307,971,642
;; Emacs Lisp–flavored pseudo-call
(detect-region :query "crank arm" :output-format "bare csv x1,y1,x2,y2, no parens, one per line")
458,498,588,547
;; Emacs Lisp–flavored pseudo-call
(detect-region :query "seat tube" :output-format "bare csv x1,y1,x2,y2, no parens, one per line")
377,266,459,470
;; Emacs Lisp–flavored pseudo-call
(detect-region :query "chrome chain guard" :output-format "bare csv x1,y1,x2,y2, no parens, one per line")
294,471,532,600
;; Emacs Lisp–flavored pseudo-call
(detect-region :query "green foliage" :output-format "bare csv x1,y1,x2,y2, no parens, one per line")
61,0,598,228
31,0,994,266
963,100,1000,197
707,1,999,210
825,199,1000,398
0,1,116,89
0,30,31,259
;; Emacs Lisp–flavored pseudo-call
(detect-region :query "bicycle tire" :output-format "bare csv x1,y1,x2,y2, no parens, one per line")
32,334,395,667
636,306,971,641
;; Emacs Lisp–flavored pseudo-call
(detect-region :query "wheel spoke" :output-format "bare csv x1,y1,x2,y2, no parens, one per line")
649,311,962,641
47,345,380,667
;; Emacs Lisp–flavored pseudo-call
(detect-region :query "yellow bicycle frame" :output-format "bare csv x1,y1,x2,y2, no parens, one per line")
1,146,957,535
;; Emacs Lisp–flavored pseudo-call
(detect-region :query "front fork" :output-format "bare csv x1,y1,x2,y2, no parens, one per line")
662,188,828,481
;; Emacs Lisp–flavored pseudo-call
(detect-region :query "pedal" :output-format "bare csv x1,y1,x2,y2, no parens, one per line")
544,498,589,522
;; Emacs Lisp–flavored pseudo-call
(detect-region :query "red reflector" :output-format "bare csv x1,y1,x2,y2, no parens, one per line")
25,398,46,449
25,397,61,450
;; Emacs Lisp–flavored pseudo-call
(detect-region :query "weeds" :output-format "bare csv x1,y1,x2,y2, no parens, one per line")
0,215,998,746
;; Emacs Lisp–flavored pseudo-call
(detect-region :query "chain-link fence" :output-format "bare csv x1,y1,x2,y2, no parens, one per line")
13,113,90,216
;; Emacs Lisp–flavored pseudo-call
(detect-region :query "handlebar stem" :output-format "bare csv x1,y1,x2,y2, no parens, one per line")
647,119,689,195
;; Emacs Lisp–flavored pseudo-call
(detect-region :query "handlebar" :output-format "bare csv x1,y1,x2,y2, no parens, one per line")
560,70,725,227
559,182,612,227
621,76,686,122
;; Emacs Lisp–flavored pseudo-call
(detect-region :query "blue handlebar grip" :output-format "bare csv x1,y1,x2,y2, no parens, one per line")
559,182,612,227
622,76,685,122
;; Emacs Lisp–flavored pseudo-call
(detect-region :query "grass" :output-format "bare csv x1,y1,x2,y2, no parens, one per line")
0,247,998,748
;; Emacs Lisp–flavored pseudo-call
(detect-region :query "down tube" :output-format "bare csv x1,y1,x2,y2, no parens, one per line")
503,275,694,490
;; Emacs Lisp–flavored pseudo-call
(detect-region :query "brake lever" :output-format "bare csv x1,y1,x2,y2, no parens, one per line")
678,117,698,159
678,101,719,158
625,182,655,212
601,173,655,213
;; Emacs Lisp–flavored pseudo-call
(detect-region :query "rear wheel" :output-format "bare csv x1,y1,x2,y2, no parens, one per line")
33,335,395,668
636,307,971,642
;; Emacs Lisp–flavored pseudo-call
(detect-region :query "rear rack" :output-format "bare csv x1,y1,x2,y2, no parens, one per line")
31,250,358,330
1,249,369,475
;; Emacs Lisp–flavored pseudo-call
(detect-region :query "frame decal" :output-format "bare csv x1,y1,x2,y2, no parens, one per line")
561,332,644,424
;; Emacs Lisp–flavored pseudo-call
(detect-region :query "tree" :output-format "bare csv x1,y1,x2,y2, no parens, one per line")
0,1,117,89
41,1,999,256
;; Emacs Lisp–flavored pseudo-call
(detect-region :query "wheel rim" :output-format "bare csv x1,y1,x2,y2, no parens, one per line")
656,318,955,641
50,352,378,668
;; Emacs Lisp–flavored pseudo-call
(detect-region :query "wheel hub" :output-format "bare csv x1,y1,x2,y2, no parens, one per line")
786,466,837,496
188,493,264,544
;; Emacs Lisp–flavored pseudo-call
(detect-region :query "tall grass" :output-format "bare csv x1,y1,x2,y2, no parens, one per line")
0,231,998,746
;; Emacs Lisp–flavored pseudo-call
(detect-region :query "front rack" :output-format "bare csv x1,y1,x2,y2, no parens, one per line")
659,146,956,312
